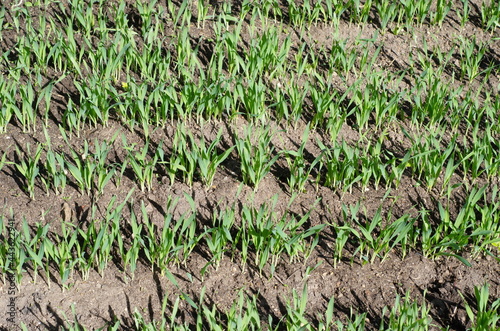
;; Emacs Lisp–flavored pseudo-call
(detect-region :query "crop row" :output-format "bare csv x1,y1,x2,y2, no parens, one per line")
1,1,498,133
36,284,498,330
2,118,499,201
1,183,499,287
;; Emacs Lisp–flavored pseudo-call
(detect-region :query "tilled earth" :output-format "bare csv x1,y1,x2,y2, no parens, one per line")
0,0,499,329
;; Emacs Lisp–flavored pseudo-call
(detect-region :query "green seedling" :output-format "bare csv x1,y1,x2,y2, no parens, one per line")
41,149,67,196
143,194,200,271
0,78,17,133
15,143,44,199
284,283,310,328
122,137,160,192
12,81,36,133
65,139,115,196
431,0,452,25
235,78,267,123
169,124,198,186
376,0,399,31
456,0,470,26
285,127,321,193
458,36,488,81
194,129,234,188
203,205,236,272
118,204,143,280
481,0,500,31
235,125,279,190
460,284,500,331
239,196,323,276
346,0,372,23
380,292,431,330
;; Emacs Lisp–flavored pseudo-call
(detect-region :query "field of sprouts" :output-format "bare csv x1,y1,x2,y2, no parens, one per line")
0,0,499,329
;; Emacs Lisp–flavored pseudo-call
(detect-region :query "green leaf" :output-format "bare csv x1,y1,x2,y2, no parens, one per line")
439,252,472,267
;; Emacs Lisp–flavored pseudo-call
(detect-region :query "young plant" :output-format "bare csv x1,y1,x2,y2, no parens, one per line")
359,135,390,190
65,139,115,196
73,77,114,128
0,150,11,174
329,39,357,81
284,127,320,193
169,124,198,186
42,149,68,195
224,290,263,330
239,196,323,276
458,36,487,81
135,0,159,35
47,220,83,285
235,125,279,190
196,0,210,28
286,80,310,126
15,143,44,199
321,0,346,27
456,0,470,26
431,0,452,26
143,194,200,271
82,219,111,279
13,81,36,133
168,0,191,27
62,100,86,138
37,80,55,128
235,78,267,123
309,82,336,129
122,137,161,192
155,83,183,123
379,292,432,330
0,78,16,133
346,0,372,23
118,204,143,280
20,220,49,284
284,283,310,329
92,138,117,195
387,150,412,188
331,222,353,268
195,79,233,121
193,129,234,188
404,0,433,26
258,0,283,20
460,283,500,330
376,0,399,31
408,132,457,191
417,185,489,265
85,191,132,278
203,204,236,271
123,82,153,138
287,0,307,27
316,139,362,193
349,206,383,263
480,0,500,31
240,199,276,274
